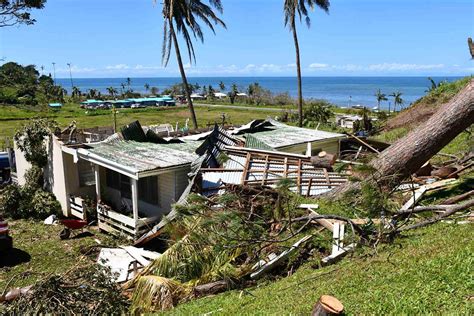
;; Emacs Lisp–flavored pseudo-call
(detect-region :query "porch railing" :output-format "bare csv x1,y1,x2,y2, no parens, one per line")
69,196,87,220
97,203,160,240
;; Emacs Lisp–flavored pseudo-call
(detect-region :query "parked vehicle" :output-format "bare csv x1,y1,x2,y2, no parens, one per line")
0,215,13,251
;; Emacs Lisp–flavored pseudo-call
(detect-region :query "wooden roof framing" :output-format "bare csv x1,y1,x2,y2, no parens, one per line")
201,147,348,196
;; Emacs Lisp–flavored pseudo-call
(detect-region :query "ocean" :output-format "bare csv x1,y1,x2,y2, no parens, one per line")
55,76,463,109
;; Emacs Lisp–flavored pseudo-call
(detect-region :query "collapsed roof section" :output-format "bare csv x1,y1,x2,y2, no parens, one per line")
201,147,348,197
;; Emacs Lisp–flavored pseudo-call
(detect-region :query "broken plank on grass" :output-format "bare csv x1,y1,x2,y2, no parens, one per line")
299,204,334,232
250,235,312,279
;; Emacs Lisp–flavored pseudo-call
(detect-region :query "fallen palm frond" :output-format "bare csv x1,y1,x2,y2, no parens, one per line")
131,276,187,313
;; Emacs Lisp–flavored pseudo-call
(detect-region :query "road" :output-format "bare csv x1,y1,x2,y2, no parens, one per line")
193,103,294,112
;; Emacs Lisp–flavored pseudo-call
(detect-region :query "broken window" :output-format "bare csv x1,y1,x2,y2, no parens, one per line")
138,176,159,205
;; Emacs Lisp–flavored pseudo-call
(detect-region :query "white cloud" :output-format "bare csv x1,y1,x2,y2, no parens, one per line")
366,63,445,71
105,63,130,70
309,63,329,69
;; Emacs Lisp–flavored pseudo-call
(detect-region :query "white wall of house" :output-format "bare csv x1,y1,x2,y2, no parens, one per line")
278,139,341,156
14,136,95,217
13,143,31,187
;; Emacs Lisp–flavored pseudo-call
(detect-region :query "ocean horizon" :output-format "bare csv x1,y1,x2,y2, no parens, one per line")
55,76,465,109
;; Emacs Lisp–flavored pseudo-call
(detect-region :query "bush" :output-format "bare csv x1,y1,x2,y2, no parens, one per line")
0,184,22,218
30,190,62,219
24,165,44,191
303,100,334,127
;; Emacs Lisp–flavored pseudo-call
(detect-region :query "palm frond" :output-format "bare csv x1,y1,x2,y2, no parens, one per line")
131,275,187,313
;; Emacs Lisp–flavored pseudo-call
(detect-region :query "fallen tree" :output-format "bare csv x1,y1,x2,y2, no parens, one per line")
331,79,474,197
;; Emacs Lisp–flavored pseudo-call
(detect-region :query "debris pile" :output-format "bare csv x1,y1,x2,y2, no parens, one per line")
3,264,129,314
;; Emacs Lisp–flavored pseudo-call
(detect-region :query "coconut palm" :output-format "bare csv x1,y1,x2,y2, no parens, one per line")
71,86,81,99
218,81,225,91
107,86,118,98
161,0,226,129
375,89,387,111
144,83,150,94
150,86,159,95
390,91,404,112
284,0,330,127
228,83,238,104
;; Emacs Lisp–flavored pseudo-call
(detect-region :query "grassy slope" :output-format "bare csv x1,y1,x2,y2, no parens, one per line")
384,76,472,132
167,223,473,315
0,220,122,290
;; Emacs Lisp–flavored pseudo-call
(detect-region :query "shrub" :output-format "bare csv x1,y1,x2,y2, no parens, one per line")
0,184,22,218
24,165,44,191
30,190,62,219
303,100,334,127
14,118,56,168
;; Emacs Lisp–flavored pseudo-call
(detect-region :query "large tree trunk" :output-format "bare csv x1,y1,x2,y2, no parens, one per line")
170,21,199,129
331,79,474,197
292,19,303,128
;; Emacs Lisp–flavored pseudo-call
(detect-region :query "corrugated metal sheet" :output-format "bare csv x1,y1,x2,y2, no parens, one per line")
238,119,345,150
88,140,199,173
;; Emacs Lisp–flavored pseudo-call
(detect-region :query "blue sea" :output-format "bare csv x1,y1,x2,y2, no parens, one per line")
56,76,463,109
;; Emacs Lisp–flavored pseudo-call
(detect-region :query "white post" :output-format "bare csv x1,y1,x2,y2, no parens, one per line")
131,178,139,227
94,165,101,202
306,142,312,157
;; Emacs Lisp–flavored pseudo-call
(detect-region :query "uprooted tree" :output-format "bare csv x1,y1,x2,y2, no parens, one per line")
331,79,474,197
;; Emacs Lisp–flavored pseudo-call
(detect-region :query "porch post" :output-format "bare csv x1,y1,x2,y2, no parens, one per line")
131,178,139,226
94,165,101,202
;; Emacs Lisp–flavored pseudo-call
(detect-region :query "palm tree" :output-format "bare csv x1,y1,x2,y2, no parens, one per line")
228,83,238,104
161,0,226,129
72,86,81,99
150,86,159,95
284,0,330,127
390,91,404,112
218,81,225,91
107,86,118,98
375,89,387,111
144,83,150,94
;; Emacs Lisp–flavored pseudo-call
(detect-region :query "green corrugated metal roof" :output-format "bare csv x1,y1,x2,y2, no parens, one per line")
244,134,274,151
244,121,345,149
88,140,199,173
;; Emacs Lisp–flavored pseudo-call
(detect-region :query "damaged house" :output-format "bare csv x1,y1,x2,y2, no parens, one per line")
230,119,345,156
13,119,349,240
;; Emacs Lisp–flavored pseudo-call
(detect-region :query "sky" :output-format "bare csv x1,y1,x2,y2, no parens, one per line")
1,0,473,78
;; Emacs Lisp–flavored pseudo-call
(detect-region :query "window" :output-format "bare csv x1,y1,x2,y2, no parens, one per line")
106,169,120,190
138,176,159,205
78,160,95,187
106,169,131,199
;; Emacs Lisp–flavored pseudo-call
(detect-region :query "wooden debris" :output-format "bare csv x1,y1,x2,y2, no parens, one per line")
311,295,344,316
441,190,474,205
193,280,230,297
400,179,458,211
321,244,356,266
299,204,335,232
431,166,457,178
250,235,312,279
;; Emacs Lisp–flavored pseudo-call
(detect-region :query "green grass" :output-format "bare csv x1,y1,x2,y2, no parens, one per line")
165,222,474,315
0,103,283,147
0,219,121,290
